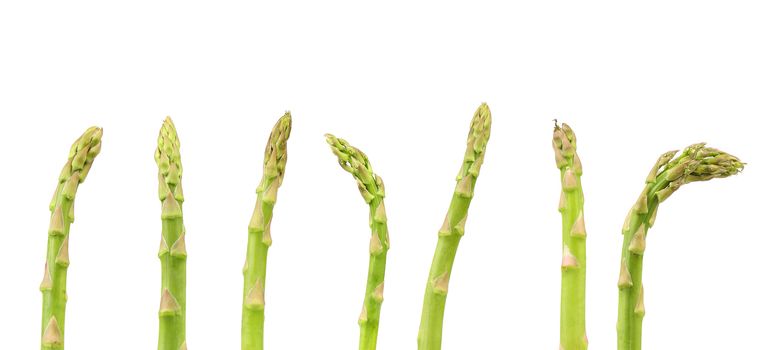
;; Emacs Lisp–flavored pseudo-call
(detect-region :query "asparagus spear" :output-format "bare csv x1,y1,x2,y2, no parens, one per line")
242,112,292,350
40,126,103,350
553,122,587,350
417,103,492,350
155,117,187,350
325,133,389,350
617,143,743,350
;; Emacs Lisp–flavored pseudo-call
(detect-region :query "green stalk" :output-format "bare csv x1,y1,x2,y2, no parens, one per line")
156,117,187,350
417,103,491,350
40,127,103,350
242,112,292,350
616,143,743,350
554,122,587,350
325,134,389,350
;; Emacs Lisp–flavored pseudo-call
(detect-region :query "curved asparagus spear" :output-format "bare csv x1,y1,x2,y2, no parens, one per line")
156,117,187,350
617,143,743,350
553,122,587,350
325,134,389,350
417,103,492,350
242,112,292,350
40,127,103,350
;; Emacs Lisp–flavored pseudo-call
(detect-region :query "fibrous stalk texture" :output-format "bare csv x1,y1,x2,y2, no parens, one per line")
417,103,491,350
156,117,188,350
242,112,292,350
40,126,102,350
617,143,743,350
554,122,587,350
325,133,389,350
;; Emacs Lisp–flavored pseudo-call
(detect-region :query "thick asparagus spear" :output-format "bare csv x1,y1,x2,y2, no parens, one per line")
242,112,292,350
325,133,389,350
40,127,103,350
554,122,587,350
156,117,187,350
417,103,491,350
617,143,743,350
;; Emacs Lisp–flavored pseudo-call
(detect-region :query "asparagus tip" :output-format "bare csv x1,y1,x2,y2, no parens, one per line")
470,103,492,150
655,143,745,199
265,112,292,160
552,121,576,157
324,133,382,199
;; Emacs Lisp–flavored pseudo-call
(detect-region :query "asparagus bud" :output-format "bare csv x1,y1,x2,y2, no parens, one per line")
242,112,292,350
617,143,743,350
418,103,492,350
156,117,187,350
325,133,389,350
554,122,588,350
41,126,102,350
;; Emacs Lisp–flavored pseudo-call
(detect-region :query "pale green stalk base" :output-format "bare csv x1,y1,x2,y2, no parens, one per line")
156,117,187,350
242,202,270,350
40,127,102,350
359,197,388,350
616,144,743,350
326,134,389,350
242,113,292,350
417,197,469,350
418,103,491,350
554,123,587,350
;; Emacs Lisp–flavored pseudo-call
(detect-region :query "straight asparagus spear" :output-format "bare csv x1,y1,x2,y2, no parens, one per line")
617,143,743,350
417,103,491,350
156,117,187,350
554,122,587,350
325,134,389,350
242,112,292,350
40,127,103,350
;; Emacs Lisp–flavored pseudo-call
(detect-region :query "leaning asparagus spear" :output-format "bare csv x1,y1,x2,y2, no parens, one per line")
325,134,389,350
156,117,187,350
554,122,587,350
417,103,492,350
40,127,103,350
617,143,743,350
242,112,292,350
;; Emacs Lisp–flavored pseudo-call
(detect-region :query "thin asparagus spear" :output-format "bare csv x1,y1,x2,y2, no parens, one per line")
156,117,187,350
617,143,743,350
554,122,587,350
40,126,103,350
242,112,292,350
325,133,389,350
417,103,492,350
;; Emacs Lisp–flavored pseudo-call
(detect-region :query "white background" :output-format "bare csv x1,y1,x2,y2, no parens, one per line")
0,1,772,349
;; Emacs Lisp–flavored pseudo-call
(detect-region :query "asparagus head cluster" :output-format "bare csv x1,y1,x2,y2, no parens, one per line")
553,122,588,350
325,133,389,350
417,103,491,350
155,117,188,350
40,126,103,350
242,112,292,350
617,143,743,350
